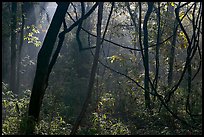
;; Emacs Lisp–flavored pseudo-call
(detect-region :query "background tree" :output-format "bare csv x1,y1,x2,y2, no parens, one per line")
16,2,25,93
10,2,17,94
2,2,202,135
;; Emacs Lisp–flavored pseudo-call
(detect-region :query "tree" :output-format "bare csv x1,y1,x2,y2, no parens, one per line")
167,3,178,87
154,2,161,91
16,2,25,93
26,3,69,134
1,2,202,135
10,2,17,94
2,3,11,84
70,2,104,134
143,2,154,110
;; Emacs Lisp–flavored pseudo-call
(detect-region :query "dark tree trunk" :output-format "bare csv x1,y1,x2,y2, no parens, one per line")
10,2,17,94
70,2,103,135
26,3,69,134
2,38,10,83
143,2,154,110
2,3,11,84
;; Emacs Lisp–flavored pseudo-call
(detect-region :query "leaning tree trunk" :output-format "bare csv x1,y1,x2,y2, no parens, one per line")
143,2,154,110
10,2,17,94
26,3,69,135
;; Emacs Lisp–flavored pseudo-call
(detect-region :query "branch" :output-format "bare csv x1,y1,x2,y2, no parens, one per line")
76,2,85,51
67,5,189,53
164,2,198,103
95,43,195,129
59,2,98,38
70,2,78,20
101,2,114,45
70,2,103,135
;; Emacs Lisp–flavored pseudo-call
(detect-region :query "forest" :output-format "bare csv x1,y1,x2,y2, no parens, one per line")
2,2,202,135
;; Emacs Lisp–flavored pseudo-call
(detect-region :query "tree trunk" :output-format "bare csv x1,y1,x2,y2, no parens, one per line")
26,3,69,134
154,2,161,91
16,3,25,94
167,4,177,87
70,2,103,135
2,38,10,83
10,2,17,94
143,2,153,110
168,23,177,87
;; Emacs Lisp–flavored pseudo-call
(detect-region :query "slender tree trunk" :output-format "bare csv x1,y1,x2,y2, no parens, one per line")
70,2,103,135
10,2,17,94
168,23,178,87
186,3,198,115
154,2,161,91
16,3,25,94
126,2,138,58
143,2,154,110
167,4,177,87
26,3,69,134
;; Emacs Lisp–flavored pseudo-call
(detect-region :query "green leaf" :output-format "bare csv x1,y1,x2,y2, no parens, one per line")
99,101,103,106
3,100,7,106
60,117,62,122
103,114,106,119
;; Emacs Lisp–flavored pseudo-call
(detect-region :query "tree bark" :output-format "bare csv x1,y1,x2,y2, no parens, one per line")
167,4,177,87
10,2,17,94
26,3,69,134
143,2,154,110
2,3,11,84
16,3,25,94
154,2,161,90
70,2,104,135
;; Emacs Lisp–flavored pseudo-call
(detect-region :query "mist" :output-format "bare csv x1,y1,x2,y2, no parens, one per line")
2,2,202,135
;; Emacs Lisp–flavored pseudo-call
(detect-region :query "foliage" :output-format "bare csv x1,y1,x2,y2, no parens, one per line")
23,25,42,47
35,114,72,135
1,2,202,135
89,93,131,135
2,82,72,135
2,82,30,135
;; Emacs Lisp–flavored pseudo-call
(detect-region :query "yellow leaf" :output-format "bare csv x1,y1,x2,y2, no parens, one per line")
179,12,185,20
109,55,117,63
170,2,175,7
183,44,187,48
179,32,184,36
